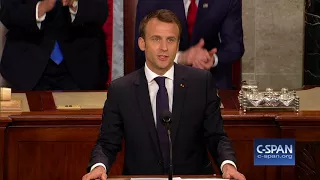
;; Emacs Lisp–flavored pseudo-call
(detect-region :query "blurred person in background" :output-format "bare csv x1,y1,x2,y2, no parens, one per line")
135,0,244,89
0,0,109,90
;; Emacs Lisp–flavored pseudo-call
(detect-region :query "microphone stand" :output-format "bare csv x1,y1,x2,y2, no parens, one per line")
161,111,173,180
167,128,173,180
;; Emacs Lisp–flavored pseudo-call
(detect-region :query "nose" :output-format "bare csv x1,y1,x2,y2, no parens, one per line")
159,40,168,51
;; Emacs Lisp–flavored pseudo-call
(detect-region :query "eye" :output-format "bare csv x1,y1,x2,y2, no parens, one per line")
151,37,160,41
167,38,176,43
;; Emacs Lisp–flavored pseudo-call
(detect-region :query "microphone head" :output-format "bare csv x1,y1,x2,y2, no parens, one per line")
161,110,172,125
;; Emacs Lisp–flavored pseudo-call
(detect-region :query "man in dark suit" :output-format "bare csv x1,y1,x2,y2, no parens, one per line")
0,0,109,90
83,9,245,180
135,0,245,89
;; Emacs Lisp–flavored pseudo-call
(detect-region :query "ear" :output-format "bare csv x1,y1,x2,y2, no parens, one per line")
138,37,146,51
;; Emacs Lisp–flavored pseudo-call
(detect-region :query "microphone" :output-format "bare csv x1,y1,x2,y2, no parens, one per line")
161,110,173,180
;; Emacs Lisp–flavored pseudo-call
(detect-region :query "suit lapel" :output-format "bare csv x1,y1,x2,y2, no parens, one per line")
134,69,162,157
171,0,190,50
192,0,213,43
171,64,187,146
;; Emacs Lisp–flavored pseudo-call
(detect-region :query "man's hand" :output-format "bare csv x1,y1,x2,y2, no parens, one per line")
178,39,217,70
192,47,217,70
62,0,74,6
38,0,56,17
62,0,78,12
222,164,246,180
82,166,107,180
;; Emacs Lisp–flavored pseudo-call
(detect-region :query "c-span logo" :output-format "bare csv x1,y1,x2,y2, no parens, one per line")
254,138,295,165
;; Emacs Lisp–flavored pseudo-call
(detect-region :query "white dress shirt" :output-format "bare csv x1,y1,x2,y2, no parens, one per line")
36,1,78,29
174,0,219,67
144,63,174,125
183,0,199,17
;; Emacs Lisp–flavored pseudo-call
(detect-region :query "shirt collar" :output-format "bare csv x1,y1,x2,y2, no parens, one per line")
184,0,199,5
144,63,174,83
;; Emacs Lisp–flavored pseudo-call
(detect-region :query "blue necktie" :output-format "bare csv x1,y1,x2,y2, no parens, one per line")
154,76,170,169
51,41,63,65
50,1,63,65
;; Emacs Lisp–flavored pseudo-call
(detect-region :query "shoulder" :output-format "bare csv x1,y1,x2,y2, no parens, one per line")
175,64,215,88
176,64,210,79
228,0,241,8
108,69,142,90
215,0,241,10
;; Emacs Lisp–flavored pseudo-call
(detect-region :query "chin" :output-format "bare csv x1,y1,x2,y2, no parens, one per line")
158,62,171,69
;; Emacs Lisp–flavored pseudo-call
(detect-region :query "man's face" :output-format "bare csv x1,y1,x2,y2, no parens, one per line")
138,18,180,75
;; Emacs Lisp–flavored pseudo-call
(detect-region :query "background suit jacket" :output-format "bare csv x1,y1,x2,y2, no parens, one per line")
0,0,109,90
135,0,245,89
89,63,236,175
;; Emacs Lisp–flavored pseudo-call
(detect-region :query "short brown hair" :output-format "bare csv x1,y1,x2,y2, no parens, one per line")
139,9,182,39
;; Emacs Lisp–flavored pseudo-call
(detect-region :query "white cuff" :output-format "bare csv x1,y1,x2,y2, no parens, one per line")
36,2,46,29
90,163,107,172
220,160,237,173
69,1,78,22
174,51,182,64
36,2,46,21
212,54,218,67
69,0,78,14
174,51,218,68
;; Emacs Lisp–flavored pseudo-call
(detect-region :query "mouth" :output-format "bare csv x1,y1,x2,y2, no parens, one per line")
157,55,169,61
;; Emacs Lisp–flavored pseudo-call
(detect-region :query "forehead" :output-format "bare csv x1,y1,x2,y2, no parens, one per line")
145,18,179,37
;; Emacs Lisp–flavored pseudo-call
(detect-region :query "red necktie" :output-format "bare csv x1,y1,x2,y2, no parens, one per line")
187,0,198,39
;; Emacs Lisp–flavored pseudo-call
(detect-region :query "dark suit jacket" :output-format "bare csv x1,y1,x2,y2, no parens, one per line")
89,63,236,175
135,0,244,89
0,0,109,90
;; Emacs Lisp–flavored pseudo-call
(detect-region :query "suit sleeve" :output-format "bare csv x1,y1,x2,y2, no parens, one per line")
216,0,244,65
72,0,108,27
87,82,124,173
203,71,237,167
0,0,40,32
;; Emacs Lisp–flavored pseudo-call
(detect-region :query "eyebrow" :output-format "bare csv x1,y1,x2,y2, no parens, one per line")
150,35,177,40
167,36,177,40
